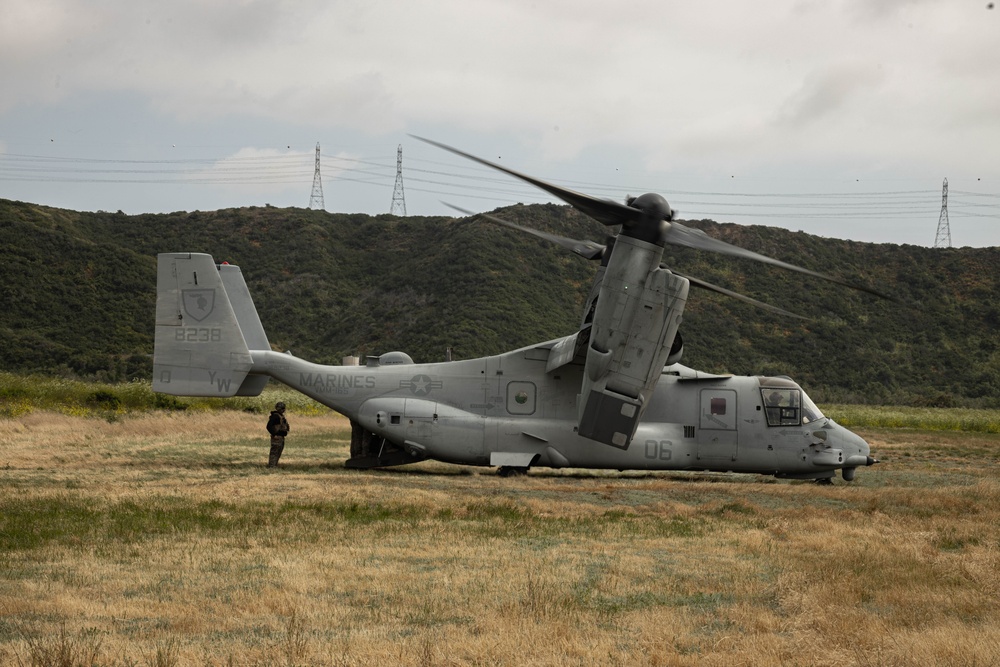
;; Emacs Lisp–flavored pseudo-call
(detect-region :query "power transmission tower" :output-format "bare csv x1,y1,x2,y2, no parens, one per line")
308,143,325,210
390,144,406,216
933,177,951,248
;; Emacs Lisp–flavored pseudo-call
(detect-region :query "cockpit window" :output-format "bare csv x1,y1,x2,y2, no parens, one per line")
762,388,801,426
801,392,824,424
761,387,824,426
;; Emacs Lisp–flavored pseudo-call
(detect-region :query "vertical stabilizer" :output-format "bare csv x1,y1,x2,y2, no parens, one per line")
218,263,269,351
217,263,271,396
153,253,252,397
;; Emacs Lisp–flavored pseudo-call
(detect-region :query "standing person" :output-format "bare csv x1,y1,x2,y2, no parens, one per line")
266,401,290,468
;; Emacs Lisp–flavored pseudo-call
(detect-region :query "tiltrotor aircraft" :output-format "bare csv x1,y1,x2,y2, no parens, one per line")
153,138,880,482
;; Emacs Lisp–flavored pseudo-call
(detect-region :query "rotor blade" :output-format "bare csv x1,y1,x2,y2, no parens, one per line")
412,135,642,228
663,222,892,300
447,201,806,318
443,202,606,260
675,272,811,320
419,136,887,299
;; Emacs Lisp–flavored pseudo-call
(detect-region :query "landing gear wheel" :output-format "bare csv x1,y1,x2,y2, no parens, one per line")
497,466,529,477
815,477,834,485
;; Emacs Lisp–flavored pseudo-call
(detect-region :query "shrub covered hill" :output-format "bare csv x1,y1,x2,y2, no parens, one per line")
2,197,998,407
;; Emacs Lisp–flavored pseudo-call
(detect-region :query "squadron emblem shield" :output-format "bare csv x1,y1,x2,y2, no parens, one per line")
182,289,215,322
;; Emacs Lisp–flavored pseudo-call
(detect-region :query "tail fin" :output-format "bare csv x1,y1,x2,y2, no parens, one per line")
153,253,259,397
218,263,269,350
217,263,271,396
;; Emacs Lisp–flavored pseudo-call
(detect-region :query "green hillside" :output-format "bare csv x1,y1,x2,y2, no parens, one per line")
1,198,998,407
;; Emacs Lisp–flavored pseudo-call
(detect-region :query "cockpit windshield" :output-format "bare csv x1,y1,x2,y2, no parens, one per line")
801,391,824,424
761,386,825,426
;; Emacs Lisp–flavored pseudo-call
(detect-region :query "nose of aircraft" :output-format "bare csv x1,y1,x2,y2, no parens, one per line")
833,421,878,480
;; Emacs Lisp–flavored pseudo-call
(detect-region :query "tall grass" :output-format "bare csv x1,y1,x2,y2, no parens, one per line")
3,373,998,434
823,403,1000,433
0,372,328,419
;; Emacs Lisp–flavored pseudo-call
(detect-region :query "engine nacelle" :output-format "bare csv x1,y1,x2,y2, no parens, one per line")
577,234,690,449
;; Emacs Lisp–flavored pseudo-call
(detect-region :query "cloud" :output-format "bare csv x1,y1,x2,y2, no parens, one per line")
1,0,998,243
843,0,938,22
774,63,886,129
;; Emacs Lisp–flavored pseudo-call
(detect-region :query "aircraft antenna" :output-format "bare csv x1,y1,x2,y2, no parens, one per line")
308,142,325,210
933,177,951,248
390,144,407,216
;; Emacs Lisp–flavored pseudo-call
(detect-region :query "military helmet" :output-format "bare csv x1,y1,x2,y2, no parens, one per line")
275,401,286,411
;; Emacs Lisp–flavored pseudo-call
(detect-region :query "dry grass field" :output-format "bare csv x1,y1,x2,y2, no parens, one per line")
1,410,999,666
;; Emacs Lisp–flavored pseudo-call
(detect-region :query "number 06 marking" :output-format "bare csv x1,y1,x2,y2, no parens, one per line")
644,440,673,461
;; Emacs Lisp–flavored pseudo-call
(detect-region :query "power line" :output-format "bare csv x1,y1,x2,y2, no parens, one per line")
3,150,999,225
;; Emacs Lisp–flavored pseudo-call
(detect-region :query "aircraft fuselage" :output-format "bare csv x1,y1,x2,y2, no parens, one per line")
250,338,872,481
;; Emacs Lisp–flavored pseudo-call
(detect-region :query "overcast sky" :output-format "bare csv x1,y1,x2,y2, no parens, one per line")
2,0,998,247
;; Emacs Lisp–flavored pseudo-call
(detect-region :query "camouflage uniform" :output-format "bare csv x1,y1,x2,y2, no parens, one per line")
266,402,290,467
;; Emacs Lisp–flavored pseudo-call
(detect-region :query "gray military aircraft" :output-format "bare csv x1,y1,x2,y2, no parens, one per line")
153,139,879,482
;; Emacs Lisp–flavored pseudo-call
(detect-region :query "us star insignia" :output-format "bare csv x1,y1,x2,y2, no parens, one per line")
401,375,443,396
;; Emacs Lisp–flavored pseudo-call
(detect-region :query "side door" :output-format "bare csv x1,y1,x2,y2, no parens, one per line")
696,388,738,464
